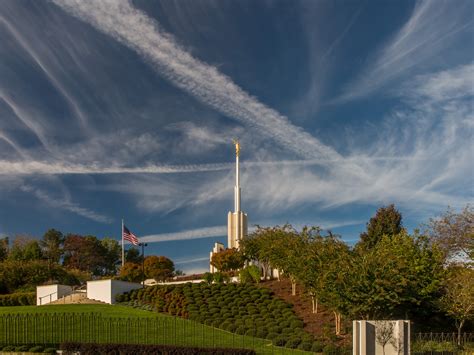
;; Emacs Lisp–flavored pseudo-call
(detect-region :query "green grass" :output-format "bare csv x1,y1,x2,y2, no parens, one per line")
0,304,156,317
0,305,310,354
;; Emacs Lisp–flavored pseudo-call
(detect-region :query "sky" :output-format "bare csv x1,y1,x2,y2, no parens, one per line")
0,0,472,274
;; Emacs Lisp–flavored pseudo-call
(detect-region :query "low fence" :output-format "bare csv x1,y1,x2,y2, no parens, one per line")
414,333,474,346
0,313,309,354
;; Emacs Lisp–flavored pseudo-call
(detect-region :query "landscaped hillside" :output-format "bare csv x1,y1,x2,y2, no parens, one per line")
118,282,343,352
0,304,308,354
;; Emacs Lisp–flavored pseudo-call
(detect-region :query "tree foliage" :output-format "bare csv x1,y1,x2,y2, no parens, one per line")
210,248,244,272
426,205,473,264
144,256,174,281
357,204,404,251
119,262,142,283
438,266,474,345
40,229,64,264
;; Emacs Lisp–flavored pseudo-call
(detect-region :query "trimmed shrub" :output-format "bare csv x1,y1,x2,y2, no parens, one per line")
60,342,256,355
0,292,35,306
15,345,29,352
311,341,324,353
274,335,288,346
236,325,247,335
255,328,268,339
29,345,44,352
2,346,14,351
322,343,338,354
266,332,279,341
43,348,56,353
285,337,301,349
298,342,313,351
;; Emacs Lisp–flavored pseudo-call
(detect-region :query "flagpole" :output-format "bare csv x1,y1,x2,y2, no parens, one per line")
121,218,124,268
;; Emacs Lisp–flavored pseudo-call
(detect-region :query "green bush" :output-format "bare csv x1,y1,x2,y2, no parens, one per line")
29,345,44,352
236,326,246,335
285,337,301,349
322,344,338,354
274,335,288,346
15,345,30,352
203,272,213,284
266,332,279,341
43,348,57,353
298,342,313,351
2,346,14,351
311,341,324,352
0,292,35,306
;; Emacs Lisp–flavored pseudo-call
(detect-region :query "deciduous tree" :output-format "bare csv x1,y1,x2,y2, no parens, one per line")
426,205,473,264
144,256,174,281
211,248,245,272
438,266,474,345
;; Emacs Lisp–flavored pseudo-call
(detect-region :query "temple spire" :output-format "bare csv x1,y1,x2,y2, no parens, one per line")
233,139,241,213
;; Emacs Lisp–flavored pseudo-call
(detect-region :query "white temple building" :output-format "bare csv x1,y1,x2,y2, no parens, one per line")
227,140,248,249
209,140,248,272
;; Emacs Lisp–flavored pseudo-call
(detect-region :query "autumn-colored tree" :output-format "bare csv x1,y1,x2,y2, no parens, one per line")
357,204,404,251
210,248,245,272
144,256,174,281
119,262,142,283
62,234,107,275
426,205,473,264
438,266,474,345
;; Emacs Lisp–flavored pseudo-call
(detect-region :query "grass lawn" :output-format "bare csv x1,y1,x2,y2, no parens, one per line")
0,305,310,354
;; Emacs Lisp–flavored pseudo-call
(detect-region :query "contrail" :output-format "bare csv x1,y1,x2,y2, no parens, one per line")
52,0,342,162
140,226,227,243
0,160,232,175
0,156,428,176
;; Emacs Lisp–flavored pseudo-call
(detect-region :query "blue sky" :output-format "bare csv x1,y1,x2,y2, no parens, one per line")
0,0,472,273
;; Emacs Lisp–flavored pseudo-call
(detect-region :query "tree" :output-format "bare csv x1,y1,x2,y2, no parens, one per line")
341,232,444,320
62,234,107,275
241,228,274,279
119,262,142,283
100,237,121,275
426,205,473,264
210,248,245,272
8,236,43,261
267,225,305,296
144,256,174,281
357,204,403,251
0,237,8,261
376,321,395,355
40,229,64,265
438,266,474,345
125,247,142,264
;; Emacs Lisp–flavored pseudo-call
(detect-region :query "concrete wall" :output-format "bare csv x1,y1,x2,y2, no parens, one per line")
353,320,410,355
36,284,73,305
87,279,141,304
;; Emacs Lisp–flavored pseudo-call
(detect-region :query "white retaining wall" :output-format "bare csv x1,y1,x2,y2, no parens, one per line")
87,279,142,304
36,284,73,305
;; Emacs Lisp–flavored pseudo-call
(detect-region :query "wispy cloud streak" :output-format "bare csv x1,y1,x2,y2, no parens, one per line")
338,0,473,101
52,0,340,161
20,185,112,223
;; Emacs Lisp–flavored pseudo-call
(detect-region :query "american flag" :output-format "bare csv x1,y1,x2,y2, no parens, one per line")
123,225,139,245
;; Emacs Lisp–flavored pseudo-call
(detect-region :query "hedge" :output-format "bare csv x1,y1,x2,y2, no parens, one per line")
0,292,35,306
118,282,313,349
59,342,256,355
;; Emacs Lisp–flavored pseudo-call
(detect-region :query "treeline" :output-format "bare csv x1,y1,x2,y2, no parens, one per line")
214,205,473,342
0,230,178,295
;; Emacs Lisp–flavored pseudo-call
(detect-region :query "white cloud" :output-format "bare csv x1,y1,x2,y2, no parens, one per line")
20,184,112,223
338,0,473,101
52,0,341,162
